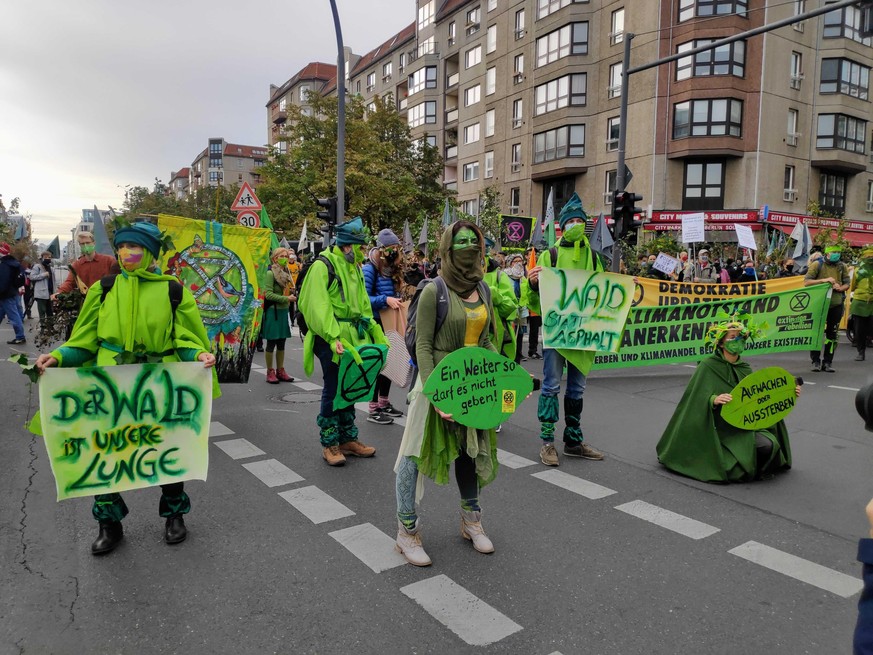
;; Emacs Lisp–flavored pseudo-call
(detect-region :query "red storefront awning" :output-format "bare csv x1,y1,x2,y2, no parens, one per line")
772,224,872,247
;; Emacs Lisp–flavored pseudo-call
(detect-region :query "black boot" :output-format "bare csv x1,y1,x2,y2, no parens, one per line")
165,516,187,544
91,521,123,555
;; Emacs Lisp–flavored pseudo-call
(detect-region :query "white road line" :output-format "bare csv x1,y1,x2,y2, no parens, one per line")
496,449,537,469
682,364,697,368
355,402,407,427
400,575,523,646
293,381,323,391
213,438,265,460
278,485,355,524
804,381,816,385
728,541,863,598
242,459,304,487
250,363,266,370
829,385,860,391
615,500,720,540
328,523,407,573
250,368,266,376
263,408,300,413
531,470,617,499
208,421,234,438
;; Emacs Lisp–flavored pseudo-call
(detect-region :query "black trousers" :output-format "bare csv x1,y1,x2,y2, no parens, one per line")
811,304,843,364
528,315,542,356
856,314,873,354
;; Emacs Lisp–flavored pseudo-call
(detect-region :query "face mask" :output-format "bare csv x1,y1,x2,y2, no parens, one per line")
508,263,524,277
786,264,794,272
384,250,399,263
276,258,288,266
452,248,482,270
828,253,841,263
42,259,52,267
700,255,709,263
289,255,297,263
562,224,586,243
744,267,755,276
723,338,745,355
118,245,145,271
80,244,95,255
452,228,478,250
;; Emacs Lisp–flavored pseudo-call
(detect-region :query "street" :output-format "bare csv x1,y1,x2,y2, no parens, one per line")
1,316,869,654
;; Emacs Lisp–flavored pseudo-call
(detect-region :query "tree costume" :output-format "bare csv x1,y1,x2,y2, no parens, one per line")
484,261,519,361
656,316,792,483
851,247,873,360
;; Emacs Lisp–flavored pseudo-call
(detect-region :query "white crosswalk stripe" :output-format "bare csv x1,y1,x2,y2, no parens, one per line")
496,448,537,469
292,380,323,391
213,438,265,460
531,469,617,500
615,500,720,540
208,421,234,438
242,458,304,487
278,485,356,524
328,523,407,573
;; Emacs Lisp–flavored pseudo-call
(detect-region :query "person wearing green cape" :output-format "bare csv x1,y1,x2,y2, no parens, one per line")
655,314,797,483
35,220,220,554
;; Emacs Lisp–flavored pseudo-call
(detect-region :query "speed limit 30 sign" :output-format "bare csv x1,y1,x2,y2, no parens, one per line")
237,210,261,228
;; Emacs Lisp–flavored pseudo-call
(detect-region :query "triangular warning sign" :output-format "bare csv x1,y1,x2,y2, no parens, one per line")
231,182,262,212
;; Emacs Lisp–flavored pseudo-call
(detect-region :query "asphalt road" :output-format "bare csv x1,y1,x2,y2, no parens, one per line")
2,317,870,654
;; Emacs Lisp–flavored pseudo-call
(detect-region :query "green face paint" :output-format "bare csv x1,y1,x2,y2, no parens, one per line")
452,228,479,250
562,224,586,243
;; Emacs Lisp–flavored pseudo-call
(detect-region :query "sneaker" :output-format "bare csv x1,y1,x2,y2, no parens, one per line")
811,361,821,372
339,440,376,457
530,352,543,359
540,443,559,466
564,442,604,461
367,411,394,425
380,403,404,418
6,337,25,345
520,356,529,362
856,352,866,362
495,424,502,433
322,445,346,466
821,363,835,373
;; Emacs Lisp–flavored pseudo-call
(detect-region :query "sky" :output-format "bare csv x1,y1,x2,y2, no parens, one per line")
0,0,413,244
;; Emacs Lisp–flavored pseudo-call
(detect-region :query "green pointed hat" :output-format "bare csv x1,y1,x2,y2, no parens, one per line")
335,216,368,246
558,192,588,229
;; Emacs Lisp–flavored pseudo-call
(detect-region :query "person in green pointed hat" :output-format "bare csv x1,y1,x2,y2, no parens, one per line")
526,192,609,466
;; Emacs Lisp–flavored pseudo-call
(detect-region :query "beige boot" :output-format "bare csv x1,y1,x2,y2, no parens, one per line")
460,509,495,554
395,519,432,567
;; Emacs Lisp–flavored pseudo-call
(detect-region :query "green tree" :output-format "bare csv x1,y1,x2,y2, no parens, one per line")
119,178,240,225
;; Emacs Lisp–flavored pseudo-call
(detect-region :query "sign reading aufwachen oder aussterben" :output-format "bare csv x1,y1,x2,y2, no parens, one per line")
592,283,831,370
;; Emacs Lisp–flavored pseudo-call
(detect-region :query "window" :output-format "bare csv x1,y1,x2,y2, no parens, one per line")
820,58,870,100
367,101,377,113
486,67,496,95
676,39,745,80
679,0,747,22
793,0,806,31
485,109,495,136
537,0,587,20
787,109,799,146
816,114,867,153
535,23,589,67
514,54,524,76
467,7,481,33
487,25,497,53
418,0,434,30
209,142,222,154
356,80,361,93
461,198,480,216
509,187,521,214
511,144,522,172
534,73,587,115
515,9,525,38
408,66,437,94
382,62,393,81
867,180,873,212
488,0,497,10
484,151,494,178
819,172,847,214
463,161,480,182
789,51,803,89
605,170,617,204
448,21,456,45
608,63,623,98
610,9,625,45
823,5,873,45
463,122,481,144
533,125,585,163
673,98,743,138
417,36,436,57
399,53,406,72
278,97,287,112
512,98,523,127
683,161,724,211
209,171,221,182
465,45,482,69
237,158,244,169
408,101,437,127
367,72,376,91
784,166,797,201
607,117,620,151
464,84,481,106
209,157,222,168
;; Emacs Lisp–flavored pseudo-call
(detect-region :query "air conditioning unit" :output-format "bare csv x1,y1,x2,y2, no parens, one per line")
783,189,797,202
786,133,799,146
789,75,803,90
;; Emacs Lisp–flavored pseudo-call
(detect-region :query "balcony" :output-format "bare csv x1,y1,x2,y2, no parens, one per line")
447,72,459,89
398,96,408,111
444,180,458,192
445,144,458,160
272,109,287,124
445,108,459,125
408,42,439,63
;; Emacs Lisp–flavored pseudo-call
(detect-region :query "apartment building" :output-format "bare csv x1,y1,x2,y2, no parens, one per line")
168,168,190,200
187,138,269,195
271,0,873,244
268,62,340,153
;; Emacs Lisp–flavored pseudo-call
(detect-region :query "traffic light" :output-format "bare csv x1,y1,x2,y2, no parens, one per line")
613,190,644,240
316,196,338,224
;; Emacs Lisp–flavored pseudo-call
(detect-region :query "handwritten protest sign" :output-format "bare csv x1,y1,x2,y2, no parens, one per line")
721,367,797,430
539,267,635,354
681,213,705,243
334,344,388,410
422,347,533,429
38,362,212,501
734,223,757,251
653,252,680,276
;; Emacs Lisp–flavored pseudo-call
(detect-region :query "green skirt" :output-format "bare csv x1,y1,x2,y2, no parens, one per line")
851,299,873,318
263,304,291,340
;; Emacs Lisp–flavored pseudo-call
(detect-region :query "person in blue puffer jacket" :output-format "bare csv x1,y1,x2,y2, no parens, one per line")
362,228,405,425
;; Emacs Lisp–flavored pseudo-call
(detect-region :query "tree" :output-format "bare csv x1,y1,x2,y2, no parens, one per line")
119,178,240,225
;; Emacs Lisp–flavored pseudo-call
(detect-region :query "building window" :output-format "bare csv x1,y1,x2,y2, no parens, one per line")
608,63,623,98
465,45,482,69
356,80,361,93
408,101,437,127
399,53,406,72
819,172,847,214
679,0,747,22
610,9,624,45
209,157,222,168
417,36,436,57
515,9,525,38
418,0,435,30
673,98,743,138
607,117,620,151
866,180,873,212
463,161,480,182
512,98,523,127
789,51,803,89
466,7,481,33
278,97,287,112
514,54,524,77
488,0,497,10
487,24,497,53
367,72,376,91
535,23,589,67
484,151,494,178
485,109,495,137
367,101,377,113
683,161,725,211
676,39,745,80
382,62,393,81
209,171,221,182
534,73,587,115
486,67,496,95
536,0,587,20
823,5,873,44
461,198,480,216
784,165,796,201
533,125,585,163
463,122,481,144
787,109,799,146
605,170,617,204
209,142,222,154
511,143,522,172
448,21,456,45
408,66,437,94
820,58,870,100
816,114,867,153
464,84,481,106
509,187,521,214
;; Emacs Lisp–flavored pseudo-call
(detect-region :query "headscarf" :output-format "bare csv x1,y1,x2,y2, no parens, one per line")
270,247,292,290
438,221,485,297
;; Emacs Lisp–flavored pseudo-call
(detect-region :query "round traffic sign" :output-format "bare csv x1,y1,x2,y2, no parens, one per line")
237,210,260,228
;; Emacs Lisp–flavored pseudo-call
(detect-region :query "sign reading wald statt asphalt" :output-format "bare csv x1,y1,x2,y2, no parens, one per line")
539,267,635,354
422,347,533,430
37,362,213,501
720,367,797,430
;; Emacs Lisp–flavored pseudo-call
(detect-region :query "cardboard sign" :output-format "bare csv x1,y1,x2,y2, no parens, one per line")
720,367,797,430
333,344,388,410
734,223,757,250
38,362,213,501
539,267,635,354
421,347,533,430
652,252,680,276
681,213,705,243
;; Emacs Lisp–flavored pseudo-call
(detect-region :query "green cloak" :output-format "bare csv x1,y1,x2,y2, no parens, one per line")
484,268,518,360
655,352,792,483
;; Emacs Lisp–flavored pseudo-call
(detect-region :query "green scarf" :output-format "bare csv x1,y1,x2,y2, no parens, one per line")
438,227,484,296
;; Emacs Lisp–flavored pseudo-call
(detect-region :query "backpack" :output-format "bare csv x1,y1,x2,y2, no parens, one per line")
405,277,492,367
547,246,608,270
99,275,184,318
294,255,340,337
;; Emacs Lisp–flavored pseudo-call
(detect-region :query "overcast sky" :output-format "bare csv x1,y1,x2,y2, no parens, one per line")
0,0,412,243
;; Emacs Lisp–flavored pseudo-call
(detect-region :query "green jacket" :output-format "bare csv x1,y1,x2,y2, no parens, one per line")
484,268,518,360
806,260,849,307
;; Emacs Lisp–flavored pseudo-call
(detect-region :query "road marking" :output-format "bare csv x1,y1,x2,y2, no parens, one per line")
682,364,697,368
355,402,407,427
278,485,355,524
531,470,617,499
804,381,816,385
293,381,323,391
728,541,863,598
615,500,720,540
829,385,860,391
250,363,265,370
250,368,266,376
328,523,407,573
496,449,537,469
208,421,234,438
400,574,523,646
242,459,304,487
263,408,300,413
213,438,265,460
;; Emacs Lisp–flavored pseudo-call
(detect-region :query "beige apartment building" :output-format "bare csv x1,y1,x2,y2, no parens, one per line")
270,0,873,245
183,138,269,197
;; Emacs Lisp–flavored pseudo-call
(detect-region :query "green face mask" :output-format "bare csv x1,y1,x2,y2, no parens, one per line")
354,244,366,264
723,338,745,355
277,258,288,266
452,228,479,250
828,253,841,263
80,244,96,255
562,224,586,243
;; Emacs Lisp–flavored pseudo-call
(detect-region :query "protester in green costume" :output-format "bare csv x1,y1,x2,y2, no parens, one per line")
297,216,387,467
35,220,219,555
262,246,296,384
805,245,850,372
393,221,499,567
483,245,519,361
526,192,607,467
851,246,873,362
656,315,797,483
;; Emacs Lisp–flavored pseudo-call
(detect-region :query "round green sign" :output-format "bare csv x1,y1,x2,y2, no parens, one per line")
721,366,797,430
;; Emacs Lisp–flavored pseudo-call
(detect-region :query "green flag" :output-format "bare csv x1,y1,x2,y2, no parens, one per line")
260,207,280,249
